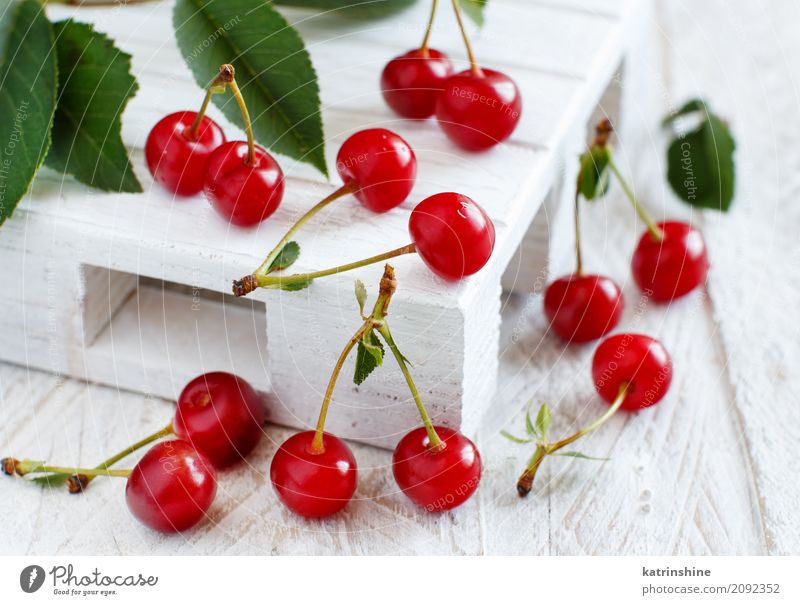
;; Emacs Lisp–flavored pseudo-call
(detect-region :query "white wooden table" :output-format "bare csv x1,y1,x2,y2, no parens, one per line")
1,0,799,555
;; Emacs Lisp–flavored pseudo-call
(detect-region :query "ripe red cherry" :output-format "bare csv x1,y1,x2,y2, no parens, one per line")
408,192,495,280
204,141,285,226
544,274,624,343
336,129,417,212
125,439,217,533
270,431,357,518
381,48,454,119
632,221,709,302
173,372,265,469
436,68,522,151
591,333,673,411
393,426,481,512
145,111,225,196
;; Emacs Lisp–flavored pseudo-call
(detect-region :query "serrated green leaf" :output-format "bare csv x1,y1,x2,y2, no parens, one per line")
666,111,735,212
577,146,611,200
45,19,141,193
30,472,70,488
174,0,327,175
277,279,312,291
535,403,552,438
460,0,488,26
268,241,301,273
553,451,609,461
662,98,708,127
354,279,367,315
274,0,416,19
500,430,532,445
354,331,384,385
0,0,57,226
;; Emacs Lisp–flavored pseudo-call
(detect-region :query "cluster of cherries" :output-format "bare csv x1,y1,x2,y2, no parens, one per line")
381,0,521,150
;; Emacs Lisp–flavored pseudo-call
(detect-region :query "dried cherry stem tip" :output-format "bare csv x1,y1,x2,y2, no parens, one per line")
516,383,628,497
188,64,234,139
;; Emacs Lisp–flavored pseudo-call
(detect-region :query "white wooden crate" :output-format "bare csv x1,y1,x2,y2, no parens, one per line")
0,0,655,449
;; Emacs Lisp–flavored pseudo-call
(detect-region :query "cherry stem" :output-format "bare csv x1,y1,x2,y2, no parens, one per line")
420,0,439,52
213,64,256,166
7,459,131,478
253,182,358,278
252,243,417,291
573,188,583,275
70,422,174,493
187,88,215,140
608,159,664,241
451,0,483,76
517,383,628,497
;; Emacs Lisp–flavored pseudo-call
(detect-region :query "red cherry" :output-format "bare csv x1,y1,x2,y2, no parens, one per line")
270,431,357,518
544,274,624,343
393,426,481,512
381,48,454,119
173,372,265,469
145,111,225,196
435,68,522,151
408,192,495,280
204,141,285,226
632,220,709,302
591,334,673,411
336,128,417,212
125,440,217,533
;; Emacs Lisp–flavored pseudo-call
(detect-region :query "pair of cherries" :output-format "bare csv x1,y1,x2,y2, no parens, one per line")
381,49,521,151
271,425,481,518
544,221,710,343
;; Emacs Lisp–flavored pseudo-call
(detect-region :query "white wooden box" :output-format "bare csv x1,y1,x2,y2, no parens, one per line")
0,0,656,449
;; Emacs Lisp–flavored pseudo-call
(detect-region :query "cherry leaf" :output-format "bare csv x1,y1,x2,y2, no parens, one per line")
460,0,488,27
274,0,416,18
553,451,609,461
174,0,327,176
354,330,384,385
500,430,532,445
0,0,57,226
577,146,611,201
268,241,301,273
45,19,141,193
534,402,552,439
29,473,70,488
354,279,367,315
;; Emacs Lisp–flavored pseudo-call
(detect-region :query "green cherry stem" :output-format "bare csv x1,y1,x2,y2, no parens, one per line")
573,188,584,275
420,0,439,53
187,64,232,140
516,383,628,497
69,422,174,493
226,72,257,166
451,0,484,77
608,159,664,241
3,459,131,479
252,182,358,279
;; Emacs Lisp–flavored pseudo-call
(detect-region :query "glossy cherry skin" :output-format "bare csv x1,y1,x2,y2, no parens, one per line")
436,68,522,151
632,221,709,302
544,274,624,343
381,48,454,119
145,111,226,196
393,426,481,512
591,334,673,411
125,440,217,533
204,141,285,226
270,431,357,518
408,192,495,280
336,128,417,212
173,372,265,469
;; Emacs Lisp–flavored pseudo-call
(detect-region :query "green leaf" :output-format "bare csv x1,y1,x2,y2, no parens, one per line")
534,403,552,439
665,101,736,212
45,19,141,193
500,430,532,445
459,0,488,26
553,451,609,461
274,0,416,19
277,279,312,291
577,146,612,200
0,0,57,226
30,473,70,488
174,0,327,175
662,98,708,127
353,330,384,385
268,241,301,272
354,279,367,315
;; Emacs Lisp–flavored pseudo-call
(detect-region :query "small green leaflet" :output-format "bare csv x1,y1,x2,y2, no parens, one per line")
30,473,70,488
46,19,141,193
268,241,301,273
0,0,57,226
534,402,552,439
275,279,312,292
552,451,609,461
353,330,384,385
459,0,488,27
354,279,367,316
664,99,736,212
577,146,612,200
174,0,327,176
500,430,532,445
